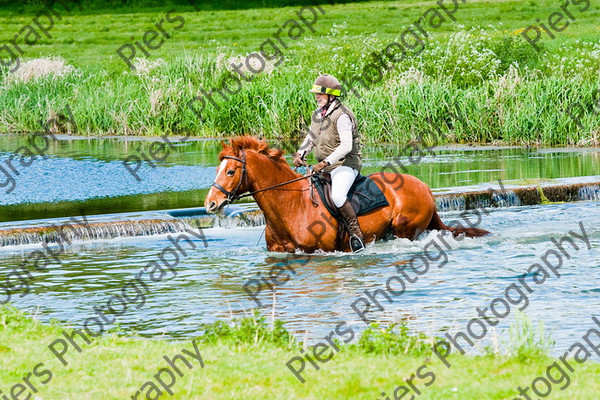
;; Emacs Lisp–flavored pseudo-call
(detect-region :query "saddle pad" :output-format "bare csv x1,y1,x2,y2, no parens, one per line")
312,173,389,217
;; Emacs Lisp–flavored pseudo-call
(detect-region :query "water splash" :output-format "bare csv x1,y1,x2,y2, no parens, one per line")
212,210,264,229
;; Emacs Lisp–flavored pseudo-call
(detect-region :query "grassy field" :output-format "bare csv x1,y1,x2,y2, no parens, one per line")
0,0,599,144
1,306,599,400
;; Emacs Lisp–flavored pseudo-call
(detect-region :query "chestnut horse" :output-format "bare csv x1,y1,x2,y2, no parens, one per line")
205,137,489,253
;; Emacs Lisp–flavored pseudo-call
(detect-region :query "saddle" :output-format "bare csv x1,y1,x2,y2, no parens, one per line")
311,173,389,218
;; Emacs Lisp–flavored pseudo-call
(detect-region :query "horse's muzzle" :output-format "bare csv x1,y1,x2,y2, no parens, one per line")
206,199,228,214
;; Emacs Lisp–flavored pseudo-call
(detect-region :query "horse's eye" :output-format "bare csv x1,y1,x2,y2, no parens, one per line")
226,170,235,176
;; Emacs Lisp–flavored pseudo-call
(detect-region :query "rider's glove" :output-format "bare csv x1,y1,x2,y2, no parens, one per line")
292,152,307,167
313,160,329,173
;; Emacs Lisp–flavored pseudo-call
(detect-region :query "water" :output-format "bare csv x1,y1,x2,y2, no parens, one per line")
0,135,216,221
1,134,599,221
1,201,599,356
0,134,599,356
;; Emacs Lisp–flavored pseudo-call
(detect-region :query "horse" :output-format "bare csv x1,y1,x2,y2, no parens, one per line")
204,136,490,253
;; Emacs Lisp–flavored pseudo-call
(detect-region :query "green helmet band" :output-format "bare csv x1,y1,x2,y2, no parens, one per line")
309,85,342,97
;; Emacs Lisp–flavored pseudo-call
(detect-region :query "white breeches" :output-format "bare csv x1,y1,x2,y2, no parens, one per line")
330,166,358,208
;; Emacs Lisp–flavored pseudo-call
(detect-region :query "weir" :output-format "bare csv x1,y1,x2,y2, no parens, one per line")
434,182,600,211
0,181,598,248
0,218,205,247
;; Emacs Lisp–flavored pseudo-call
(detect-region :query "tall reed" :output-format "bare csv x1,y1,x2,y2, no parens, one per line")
1,28,598,145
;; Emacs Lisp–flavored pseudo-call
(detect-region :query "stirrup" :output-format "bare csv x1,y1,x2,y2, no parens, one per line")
349,235,365,253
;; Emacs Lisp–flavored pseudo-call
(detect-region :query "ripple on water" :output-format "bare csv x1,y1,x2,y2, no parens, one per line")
0,155,214,205
1,201,598,356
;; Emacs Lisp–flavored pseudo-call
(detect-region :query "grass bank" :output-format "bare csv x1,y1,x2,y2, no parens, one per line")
0,0,599,144
1,307,599,399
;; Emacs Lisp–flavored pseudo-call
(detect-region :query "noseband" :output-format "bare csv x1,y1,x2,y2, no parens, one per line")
211,151,247,203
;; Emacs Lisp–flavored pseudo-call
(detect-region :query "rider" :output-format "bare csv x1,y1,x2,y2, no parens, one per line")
293,74,365,252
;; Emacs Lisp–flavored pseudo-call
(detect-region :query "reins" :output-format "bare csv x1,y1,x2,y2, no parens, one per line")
234,173,313,200
211,150,315,203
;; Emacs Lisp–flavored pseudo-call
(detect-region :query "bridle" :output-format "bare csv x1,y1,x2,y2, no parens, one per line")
211,149,315,204
211,151,248,203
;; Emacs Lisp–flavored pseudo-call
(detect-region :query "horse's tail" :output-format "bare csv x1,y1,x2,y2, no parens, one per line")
427,209,490,238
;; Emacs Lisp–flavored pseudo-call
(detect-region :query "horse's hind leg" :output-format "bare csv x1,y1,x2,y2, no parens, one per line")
390,214,422,240
388,198,437,240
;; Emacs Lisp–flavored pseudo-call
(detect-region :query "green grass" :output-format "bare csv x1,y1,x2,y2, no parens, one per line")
1,306,599,399
0,0,599,144
0,0,370,12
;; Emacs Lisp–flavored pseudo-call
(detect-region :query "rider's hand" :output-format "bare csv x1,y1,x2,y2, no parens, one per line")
292,152,307,167
313,160,329,173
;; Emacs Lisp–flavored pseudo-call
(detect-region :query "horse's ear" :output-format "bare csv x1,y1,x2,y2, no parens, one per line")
220,140,227,149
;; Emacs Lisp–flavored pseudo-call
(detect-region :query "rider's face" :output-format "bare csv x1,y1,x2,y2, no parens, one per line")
315,93,329,109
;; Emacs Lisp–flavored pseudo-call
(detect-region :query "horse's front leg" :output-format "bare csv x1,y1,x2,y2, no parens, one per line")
264,224,297,253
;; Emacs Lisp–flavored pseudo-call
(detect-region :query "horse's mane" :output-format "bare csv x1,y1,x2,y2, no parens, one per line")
219,136,288,166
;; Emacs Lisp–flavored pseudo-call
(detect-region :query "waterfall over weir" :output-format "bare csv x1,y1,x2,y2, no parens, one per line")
434,181,600,212
0,218,201,247
1,181,598,248
0,209,265,248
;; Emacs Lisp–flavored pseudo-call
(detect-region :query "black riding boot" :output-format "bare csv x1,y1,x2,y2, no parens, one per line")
337,200,365,252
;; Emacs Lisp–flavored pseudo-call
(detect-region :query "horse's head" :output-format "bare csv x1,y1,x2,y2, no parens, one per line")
205,146,249,214
205,136,294,213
